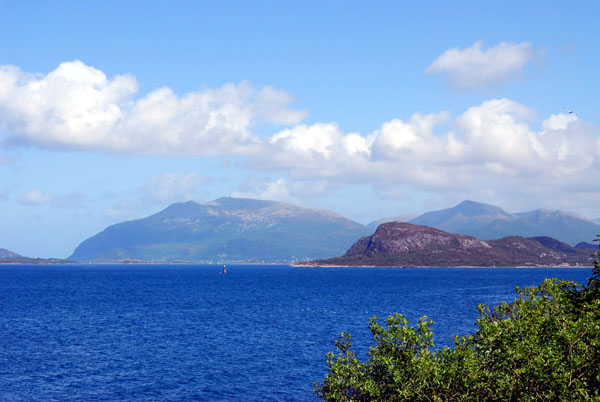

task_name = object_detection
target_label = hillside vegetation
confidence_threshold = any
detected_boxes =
[316,236,600,401]
[69,197,370,262]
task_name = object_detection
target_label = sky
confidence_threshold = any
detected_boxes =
[1,1,599,258]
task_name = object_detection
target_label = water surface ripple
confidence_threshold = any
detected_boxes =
[0,265,591,401]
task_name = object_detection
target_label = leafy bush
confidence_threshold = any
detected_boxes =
[315,236,600,401]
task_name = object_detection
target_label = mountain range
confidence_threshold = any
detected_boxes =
[69,197,371,263]
[66,197,599,264]
[305,222,596,267]
[398,200,600,246]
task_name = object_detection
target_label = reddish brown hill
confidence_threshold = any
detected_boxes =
[305,222,594,267]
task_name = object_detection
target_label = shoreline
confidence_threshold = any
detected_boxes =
[2,262,592,269]
[292,263,593,269]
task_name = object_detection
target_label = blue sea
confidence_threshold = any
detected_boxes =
[0,265,592,401]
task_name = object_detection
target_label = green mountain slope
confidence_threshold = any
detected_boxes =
[69,197,371,262]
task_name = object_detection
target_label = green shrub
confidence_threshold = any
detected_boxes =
[315,236,600,401]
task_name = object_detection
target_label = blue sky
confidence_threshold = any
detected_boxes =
[1,1,599,258]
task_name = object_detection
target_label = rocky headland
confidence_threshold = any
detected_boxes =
[302,222,596,267]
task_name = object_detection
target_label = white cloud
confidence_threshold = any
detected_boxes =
[370,112,451,162]
[234,177,333,206]
[1,61,598,218]
[0,61,136,149]
[234,178,302,204]
[455,98,541,165]
[18,189,54,205]
[253,86,307,125]
[0,61,306,155]
[267,123,350,165]
[541,113,578,132]
[251,98,598,205]
[425,41,535,91]
[17,189,87,208]
[141,173,210,204]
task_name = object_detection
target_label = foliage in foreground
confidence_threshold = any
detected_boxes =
[315,236,600,401]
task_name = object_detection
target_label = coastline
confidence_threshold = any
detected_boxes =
[2,261,592,269]
[292,263,593,269]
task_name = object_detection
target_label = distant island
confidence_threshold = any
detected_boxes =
[68,197,371,263]
[4,198,599,266]
[0,248,74,264]
[68,198,600,264]
[382,200,600,247]
[300,222,596,267]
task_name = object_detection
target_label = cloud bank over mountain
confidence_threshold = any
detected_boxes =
[1,60,599,219]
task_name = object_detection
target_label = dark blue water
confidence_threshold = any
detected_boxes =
[0,265,592,401]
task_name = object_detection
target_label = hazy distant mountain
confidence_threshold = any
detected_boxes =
[409,200,517,238]
[69,197,371,263]
[367,213,418,230]
[407,200,600,246]
[513,209,600,245]
[575,242,597,250]
[0,248,72,264]
[528,236,579,255]
[0,248,22,259]
[306,222,594,267]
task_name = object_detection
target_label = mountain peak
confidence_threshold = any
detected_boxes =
[0,248,22,259]
[207,197,276,209]
[405,200,600,245]
[409,200,515,232]
[457,200,480,206]
[155,200,205,219]
[452,200,510,217]
[69,197,370,262]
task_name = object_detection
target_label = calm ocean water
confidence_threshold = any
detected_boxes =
[0,264,592,401]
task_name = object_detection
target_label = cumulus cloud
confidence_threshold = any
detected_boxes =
[541,113,578,132]
[17,189,87,208]
[454,99,540,166]
[18,189,54,205]
[263,123,367,172]
[2,61,598,216]
[0,61,306,154]
[140,173,210,204]
[370,112,452,162]
[234,178,302,204]
[249,99,599,208]
[425,41,535,91]
[234,176,334,205]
